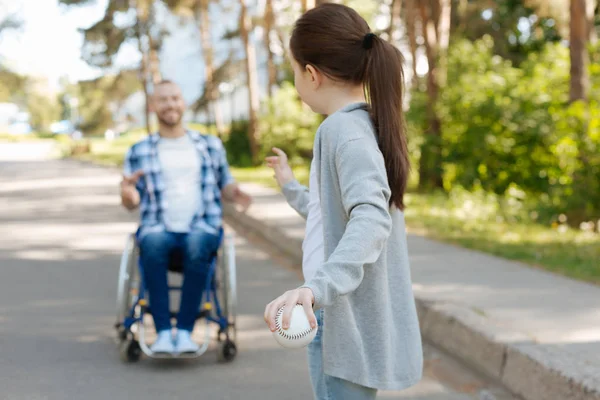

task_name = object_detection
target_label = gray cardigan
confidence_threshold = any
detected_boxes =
[282,102,423,391]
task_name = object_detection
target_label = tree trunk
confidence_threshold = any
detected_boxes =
[587,0,598,44]
[302,0,315,12]
[273,24,289,60]
[457,0,468,31]
[418,1,448,191]
[134,0,152,135]
[196,0,225,136]
[570,0,589,102]
[405,0,419,84]
[148,36,162,84]
[239,0,260,164]
[264,0,277,97]
[569,0,592,223]
[138,48,152,134]
[437,0,451,88]
[386,0,402,43]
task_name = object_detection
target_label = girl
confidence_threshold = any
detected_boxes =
[263,3,423,399]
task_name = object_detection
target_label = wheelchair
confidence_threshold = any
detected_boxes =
[114,228,237,363]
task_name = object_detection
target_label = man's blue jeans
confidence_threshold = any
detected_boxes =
[138,230,221,332]
[307,310,378,400]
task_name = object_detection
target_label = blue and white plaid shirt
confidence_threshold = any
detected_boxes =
[123,130,235,239]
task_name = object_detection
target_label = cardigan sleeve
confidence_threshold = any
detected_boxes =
[281,179,310,220]
[301,136,393,308]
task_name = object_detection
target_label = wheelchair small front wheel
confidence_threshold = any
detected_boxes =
[119,339,142,363]
[217,340,237,363]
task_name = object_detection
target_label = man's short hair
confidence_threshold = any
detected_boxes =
[150,79,180,96]
[155,79,176,87]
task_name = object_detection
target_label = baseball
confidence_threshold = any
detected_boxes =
[272,304,318,349]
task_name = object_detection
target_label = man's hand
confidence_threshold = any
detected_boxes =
[120,170,144,210]
[222,183,252,212]
[265,147,295,189]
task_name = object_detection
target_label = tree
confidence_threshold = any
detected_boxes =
[456,1,562,64]
[69,70,142,134]
[385,0,402,42]
[0,3,25,103]
[264,0,278,97]
[302,0,315,11]
[239,0,260,163]
[0,8,20,38]
[404,0,419,84]
[132,0,164,133]
[570,0,589,101]
[0,68,26,103]
[417,0,451,190]
[60,0,163,134]
[27,93,61,132]
[164,0,227,135]
[588,0,598,44]
[196,0,225,135]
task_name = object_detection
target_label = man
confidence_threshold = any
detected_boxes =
[120,80,251,354]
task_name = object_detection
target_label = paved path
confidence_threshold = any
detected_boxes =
[0,152,514,399]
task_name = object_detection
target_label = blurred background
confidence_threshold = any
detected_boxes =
[0,0,598,283]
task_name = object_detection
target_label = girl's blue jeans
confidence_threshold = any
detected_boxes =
[307,309,378,400]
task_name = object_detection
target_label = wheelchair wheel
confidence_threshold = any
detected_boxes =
[116,234,140,330]
[216,339,237,363]
[217,232,237,342]
[119,338,141,363]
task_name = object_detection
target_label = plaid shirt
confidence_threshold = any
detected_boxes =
[123,130,235,239]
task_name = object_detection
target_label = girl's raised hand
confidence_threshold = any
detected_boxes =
[265,147,295,188]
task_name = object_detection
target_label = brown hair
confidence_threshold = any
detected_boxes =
[290,3,410,210]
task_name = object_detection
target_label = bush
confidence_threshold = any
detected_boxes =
[223,119,254,167]
[409,36,600,225]
[258,82,322,166]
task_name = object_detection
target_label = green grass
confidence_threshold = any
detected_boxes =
[0,132,56,142]
[69,132,146,167]
[402,192,600,284]
[70,139,600,285]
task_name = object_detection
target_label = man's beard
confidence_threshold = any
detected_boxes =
[157,110,183,127]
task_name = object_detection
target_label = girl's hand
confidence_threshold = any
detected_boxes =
[265,147,295,188]
[264,288,316,332]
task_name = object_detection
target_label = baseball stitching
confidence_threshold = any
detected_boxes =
[275,306,313,340]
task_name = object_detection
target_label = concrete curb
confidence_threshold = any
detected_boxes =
[223,203,600,400]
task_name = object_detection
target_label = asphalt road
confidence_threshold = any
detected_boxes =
[0,152,516,400]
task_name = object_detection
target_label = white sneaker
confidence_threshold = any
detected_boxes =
[150,330,175,354]
[174,330,200,353]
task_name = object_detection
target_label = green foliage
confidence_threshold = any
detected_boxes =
[27,93,61,131]
[345,0,378,28]
[223,83,321,168]
[461,0,563,65]
[61,0,132,68]
[0,68,26,103]
[67,70,142,135]
[223,119,254,168]
[409,36,600,225]
[258,82,321,165]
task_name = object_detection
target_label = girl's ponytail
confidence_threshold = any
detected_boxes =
[364,36,410,210]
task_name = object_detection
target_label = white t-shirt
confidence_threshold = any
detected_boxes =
[157,135,200,232]
[302,157,325,282]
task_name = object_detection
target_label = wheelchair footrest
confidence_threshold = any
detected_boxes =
[157,311,209,320]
